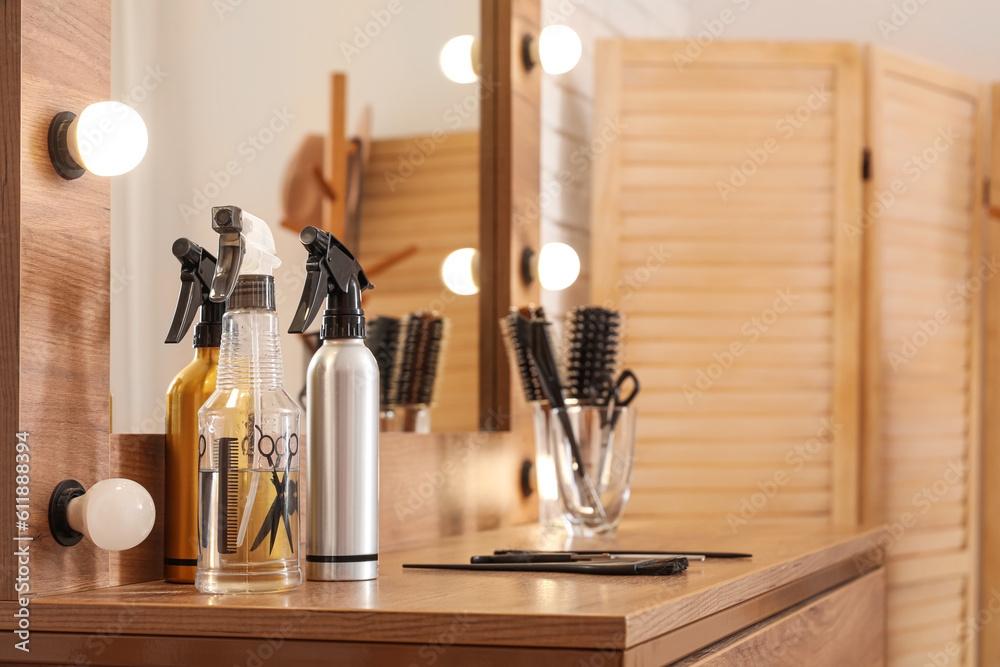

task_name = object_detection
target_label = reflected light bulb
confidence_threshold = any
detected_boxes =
[538,242,580,291]
[442,247,480,295]
[440,35,478,84]
[67,102,148,176]
[538,25,582,75]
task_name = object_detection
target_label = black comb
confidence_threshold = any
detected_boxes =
[216,437,239,555]
[564,307,622,404]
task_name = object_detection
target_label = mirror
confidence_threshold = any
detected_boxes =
[110,1,483,434]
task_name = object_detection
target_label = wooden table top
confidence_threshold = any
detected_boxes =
[4,520,881,651]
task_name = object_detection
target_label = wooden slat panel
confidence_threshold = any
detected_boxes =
[863,46,985,667]
[983,82,1000,667]
[592,41,862,526]
[358,131,480,433]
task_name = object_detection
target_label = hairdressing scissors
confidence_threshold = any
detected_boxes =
[251,429,299,554]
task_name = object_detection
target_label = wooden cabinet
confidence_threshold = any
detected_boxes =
[0,522,885,666]
[677,571,884,667]
[591,41,986,666]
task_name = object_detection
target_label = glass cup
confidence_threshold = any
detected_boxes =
[532,403,563,529]
[549,404,637,536]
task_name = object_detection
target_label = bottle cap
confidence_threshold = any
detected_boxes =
[288,226,373,340]
[209,205,281,310]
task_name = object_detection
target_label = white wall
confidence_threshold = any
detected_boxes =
[539,0,689,320]
[111,0,479,432]
[685,0,1000,80]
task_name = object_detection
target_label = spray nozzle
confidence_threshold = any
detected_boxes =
[209,205,281,303]
[288,226,372,337]
[165,238,225,345]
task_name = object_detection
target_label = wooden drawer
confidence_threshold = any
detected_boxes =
[676,569,885,667]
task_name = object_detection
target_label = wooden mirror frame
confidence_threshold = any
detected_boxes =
[0,0,540,598]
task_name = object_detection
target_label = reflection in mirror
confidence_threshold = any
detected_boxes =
[110,1,481,434]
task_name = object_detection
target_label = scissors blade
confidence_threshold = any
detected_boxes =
[281,502,294,553]
[268,497,283,553]
[252,498,280,551]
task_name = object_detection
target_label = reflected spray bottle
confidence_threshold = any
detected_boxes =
[195,205,302,594]
[164,239,225,584]
[288,226,379,581]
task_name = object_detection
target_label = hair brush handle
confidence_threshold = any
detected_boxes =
[530,320,607,520]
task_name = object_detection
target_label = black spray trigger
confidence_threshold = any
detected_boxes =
[209,205,245,303]
[165,273,201,344]
[165,238,224,345]
[288,226,372,339]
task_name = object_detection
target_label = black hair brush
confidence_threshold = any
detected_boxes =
[500,307,545,404]
[564,307,622,405]
[392,311,447,432]
[529,308,607,520]
[364,316,402,409]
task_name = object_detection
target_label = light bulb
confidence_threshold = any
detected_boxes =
[68,102,148,176]
[51,478,156,550]
[49,101,148,179]
[538,25,582,75]
[440,35,479,84]
[442,247,480,295]
[538,242,580,291]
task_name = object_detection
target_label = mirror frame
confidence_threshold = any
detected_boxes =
[0,0,542,597]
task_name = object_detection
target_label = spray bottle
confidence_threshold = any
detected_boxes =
[164,239,225,584]
[289,226,379,581]
[195,205,302,594]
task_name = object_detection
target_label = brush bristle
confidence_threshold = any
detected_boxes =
[392,312,447,407]
[500,307,545,403]
[365,316,402,406]
[563,307,622,404]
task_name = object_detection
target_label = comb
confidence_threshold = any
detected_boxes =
[216,436,240,555]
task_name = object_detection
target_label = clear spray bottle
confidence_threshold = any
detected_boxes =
[195,205,302,594]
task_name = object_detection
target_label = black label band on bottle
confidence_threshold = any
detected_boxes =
[164,557,198,567]
[306,554,378,563]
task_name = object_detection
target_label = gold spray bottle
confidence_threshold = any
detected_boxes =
[164,239,226,583]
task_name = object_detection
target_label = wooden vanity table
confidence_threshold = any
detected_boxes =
[1,521,884,666]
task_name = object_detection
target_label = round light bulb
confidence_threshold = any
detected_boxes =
[442,247,480,295]
[538,25,582,75]
[440,35,479,84]
[538,242,580,291]
[66,478,156,551]
[67,101,148,176]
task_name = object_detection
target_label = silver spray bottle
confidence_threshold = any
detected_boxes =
[288,226,378,581]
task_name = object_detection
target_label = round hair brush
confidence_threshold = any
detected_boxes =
[563,307,622,405]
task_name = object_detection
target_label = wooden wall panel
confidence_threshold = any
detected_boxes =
[864,47,985,667]
[591,41,863,528]
[983,81,1000,667]
[0,0,112,599]
[358,132,480,433]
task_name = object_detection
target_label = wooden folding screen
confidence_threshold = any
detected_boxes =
[591,41,863,528]
[592,41,986,666]
[984,83,1000,667]
[864,47,985,667]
